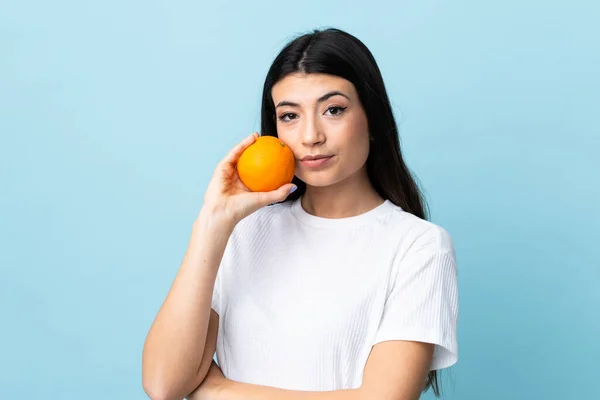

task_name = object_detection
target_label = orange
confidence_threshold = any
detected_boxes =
[236,135,296,192]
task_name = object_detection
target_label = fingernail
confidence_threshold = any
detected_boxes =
[289,185,297,194]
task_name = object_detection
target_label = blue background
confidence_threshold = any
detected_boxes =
[1,1,598,399]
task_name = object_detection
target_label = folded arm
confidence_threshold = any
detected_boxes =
[198,340,434,400]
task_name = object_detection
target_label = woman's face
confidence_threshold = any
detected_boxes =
[271,73,371,189]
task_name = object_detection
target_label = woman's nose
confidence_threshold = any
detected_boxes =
[301,118,325,146]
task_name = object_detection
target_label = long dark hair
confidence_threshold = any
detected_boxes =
[260,28,439,395]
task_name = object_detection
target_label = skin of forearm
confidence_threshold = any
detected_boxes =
[142,211,234,398]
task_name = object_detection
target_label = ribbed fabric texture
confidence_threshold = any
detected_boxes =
[211,197,458,390]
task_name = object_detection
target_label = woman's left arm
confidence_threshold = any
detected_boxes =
[192,340,433,400]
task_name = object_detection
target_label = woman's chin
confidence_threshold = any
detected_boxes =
[298,174,344,189]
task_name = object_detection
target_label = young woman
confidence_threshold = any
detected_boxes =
[142,28,458,400]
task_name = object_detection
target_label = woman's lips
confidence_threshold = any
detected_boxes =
[300,155,334,168]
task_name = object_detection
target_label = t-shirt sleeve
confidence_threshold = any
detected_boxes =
[210,215,251,316]
[373,226,459,371]
[211,230,236,316]
[211,265,223,315]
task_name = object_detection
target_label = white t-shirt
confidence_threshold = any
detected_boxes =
[211,197,458,391]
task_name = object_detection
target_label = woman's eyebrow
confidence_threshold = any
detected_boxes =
[317,90,350,103]
[275,91,351,109]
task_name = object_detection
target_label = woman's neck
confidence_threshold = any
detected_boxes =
[301,170,384,219]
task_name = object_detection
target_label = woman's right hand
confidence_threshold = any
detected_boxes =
[200,132,297,226]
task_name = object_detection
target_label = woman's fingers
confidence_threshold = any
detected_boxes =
[221,132,258,166]
[255,183,298,207]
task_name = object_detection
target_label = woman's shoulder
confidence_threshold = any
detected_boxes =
[232,200,293,233]
[385,206,455,256]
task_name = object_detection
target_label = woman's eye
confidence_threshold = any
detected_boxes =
[278,113,298,122]
[325,106,348,116]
